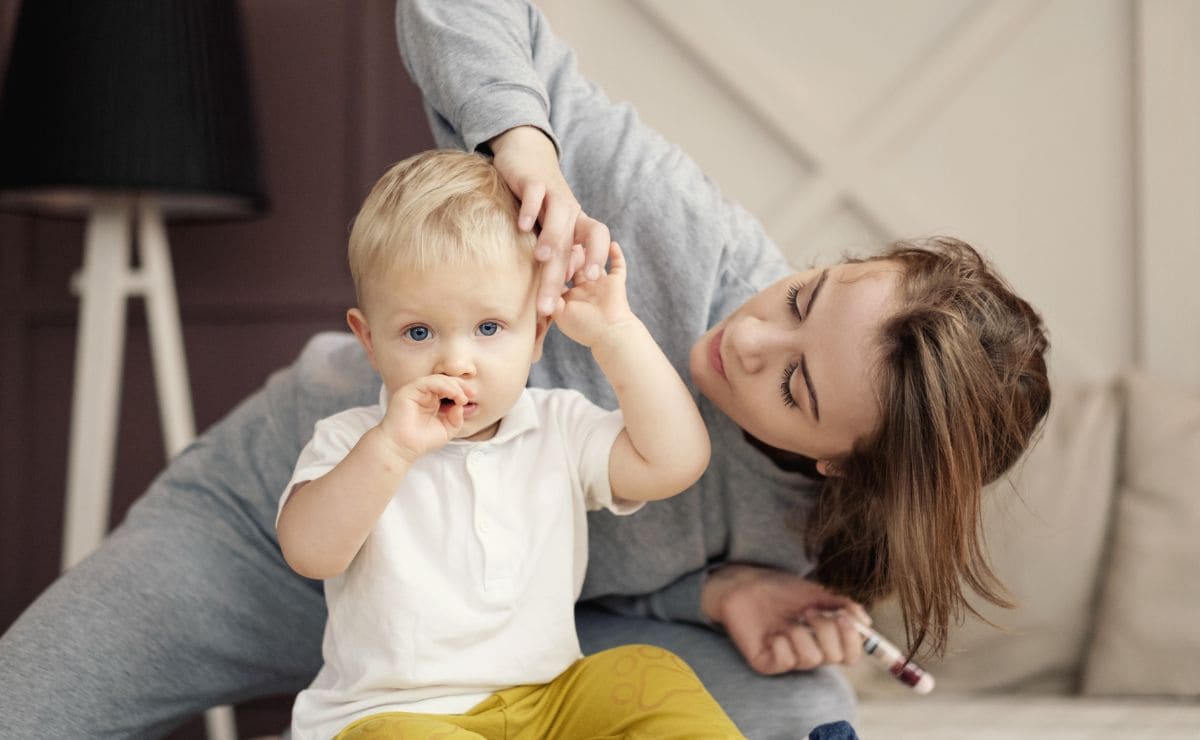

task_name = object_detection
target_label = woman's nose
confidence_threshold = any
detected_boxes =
[727,315,789,375]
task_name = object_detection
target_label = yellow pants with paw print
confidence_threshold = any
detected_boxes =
[335,644,744,739]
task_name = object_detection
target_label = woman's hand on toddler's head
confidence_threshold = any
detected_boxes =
[380,375,473,463]
[488,125,612,317]
[554,242,638,350]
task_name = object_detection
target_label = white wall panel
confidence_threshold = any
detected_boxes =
[540,0,1142,381]
[1137,0,1200,388]
[539,0,811,219]
[884,0,1134,379]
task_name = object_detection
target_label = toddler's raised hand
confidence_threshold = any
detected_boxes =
[555,242,637,349]
[380,374,473,462]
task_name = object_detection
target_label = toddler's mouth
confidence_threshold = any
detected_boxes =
[439,398,480,418]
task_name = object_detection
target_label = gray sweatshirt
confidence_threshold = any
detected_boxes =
[396,0,820,624]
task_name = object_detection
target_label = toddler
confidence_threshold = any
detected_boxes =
[276,150,741,739]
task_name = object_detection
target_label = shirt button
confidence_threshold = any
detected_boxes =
[478,518,491,533]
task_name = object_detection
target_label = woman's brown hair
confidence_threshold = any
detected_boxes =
[806,236,1051,657]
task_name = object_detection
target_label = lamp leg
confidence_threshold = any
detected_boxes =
[137,200,239,740]
[62,201,132,571]
[204,706,238,740]
[137,201,196,455]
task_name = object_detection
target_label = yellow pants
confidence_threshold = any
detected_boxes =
[335,644,744,739]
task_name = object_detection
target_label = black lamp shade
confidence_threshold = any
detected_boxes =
[0,0,266,218]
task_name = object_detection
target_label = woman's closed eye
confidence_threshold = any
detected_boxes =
[785,281,806,321]
[780,282,805,408]
[779,361,799,408]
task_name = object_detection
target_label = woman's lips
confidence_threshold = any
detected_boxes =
[709,328,727,380]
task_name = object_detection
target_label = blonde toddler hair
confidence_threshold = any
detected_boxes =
[348,149,536,306]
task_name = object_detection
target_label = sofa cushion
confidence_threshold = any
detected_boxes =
[1082,371,1200,696]
[848,376,1121,697]
[856,696,1200,738]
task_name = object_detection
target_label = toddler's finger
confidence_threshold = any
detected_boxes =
[567,243,586,283]
[607,241,627,278]
[577,214,611,281]
[441,402,465,431]
[426,375,471,405]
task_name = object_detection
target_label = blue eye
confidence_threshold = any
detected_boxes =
[405,326,430,341]
[478,321,500,336]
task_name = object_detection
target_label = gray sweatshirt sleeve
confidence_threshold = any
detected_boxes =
[395,0,558,154]
[397,0,742,261]
[593,568,717,627]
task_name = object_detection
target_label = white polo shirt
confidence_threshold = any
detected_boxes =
[279,386,635,740]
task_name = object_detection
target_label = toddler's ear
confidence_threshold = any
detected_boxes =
[346,308,379,370]
[531,313,553,362]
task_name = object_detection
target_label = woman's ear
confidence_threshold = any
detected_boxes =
[531,313,553,362]
[346,308,379,370]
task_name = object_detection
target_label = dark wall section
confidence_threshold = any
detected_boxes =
[0,1,434,735]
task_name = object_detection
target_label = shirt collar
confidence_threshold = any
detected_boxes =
[378,385,539,446]
[482,389,538,445]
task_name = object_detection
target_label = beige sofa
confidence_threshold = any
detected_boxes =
[848,371,1200,738]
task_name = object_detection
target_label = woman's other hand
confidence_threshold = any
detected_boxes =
[488,125,612,316]
[702,563,871,675]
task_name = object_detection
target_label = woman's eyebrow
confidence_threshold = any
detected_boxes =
[804,269,829,319]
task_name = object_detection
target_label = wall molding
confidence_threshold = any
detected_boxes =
[631,0,1047,247]
[1136,0,1200,387]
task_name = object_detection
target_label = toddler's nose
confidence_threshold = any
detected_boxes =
[435,339,476,378]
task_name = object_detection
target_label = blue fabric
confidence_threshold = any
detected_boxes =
[809,719,861,740]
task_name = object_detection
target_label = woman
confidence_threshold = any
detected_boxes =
[0,2,1048,738]
[395,0,1050,730]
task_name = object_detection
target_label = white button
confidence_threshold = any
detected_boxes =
[478,518,491,533]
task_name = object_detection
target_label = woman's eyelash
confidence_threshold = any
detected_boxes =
[780,281,806,408]
[785,282,805,319]
[779,361,799,408]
